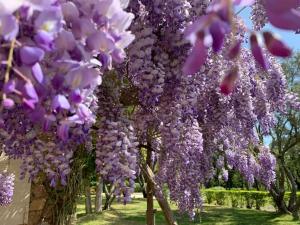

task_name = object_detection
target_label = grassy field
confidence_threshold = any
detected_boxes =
[76,197,300,225]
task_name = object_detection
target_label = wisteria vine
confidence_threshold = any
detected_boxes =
[0,0,299,220]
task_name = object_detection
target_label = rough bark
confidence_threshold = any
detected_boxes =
[141,163,178,225]
[95,177,103,213]
[146,147,155,225]
[85,185,92,214]
[138,174,148,198]
[103,183,115,210]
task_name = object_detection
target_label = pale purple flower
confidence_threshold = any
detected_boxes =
[66,67,101,90]
[52,95,71,110]
[2,98,15,109]
[31,63,44,83]
[20,46,45,66]
[34,7,63,35]
[0,15,19,40]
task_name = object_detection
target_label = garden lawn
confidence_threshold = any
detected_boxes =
[76,198,300,225]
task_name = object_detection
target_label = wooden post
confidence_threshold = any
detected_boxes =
[85,185,92,214]
[146,147,155,225]
[141,163,178,225]
[95,177,103,213]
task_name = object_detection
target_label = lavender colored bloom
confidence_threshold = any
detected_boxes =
[2,98,15,109]
[34,31,55,51]
[20,46,45,66]
[52,94,70,110]
[0,0,23,15]
[54,30,76,51]
[31,63,44,83]
[34,7,63,35]
[183,38,208,75]
[86,31,116,53]
[58,123,70,141]
[0,15,19,40]
[61,2,79,22]
[66,67,101,90]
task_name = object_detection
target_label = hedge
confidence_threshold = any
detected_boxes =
[203,189,300,210]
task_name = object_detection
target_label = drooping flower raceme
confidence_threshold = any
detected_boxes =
[0,0,135,186]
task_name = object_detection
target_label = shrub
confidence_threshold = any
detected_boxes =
[203,189,270,210]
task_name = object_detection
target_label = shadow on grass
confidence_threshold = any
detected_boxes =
[77,199,298,225]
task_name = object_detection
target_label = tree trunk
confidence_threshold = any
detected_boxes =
[103,183,115,210]
[146,147,155,225]
[85,185,92,214]
[283,164,300,220]
[141,163,178,225]
[138,174,147,198]
[95,177,103,213]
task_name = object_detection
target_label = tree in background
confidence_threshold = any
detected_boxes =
[262,53,300,219]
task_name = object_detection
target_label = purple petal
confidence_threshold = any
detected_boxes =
[61,2,79,22]
[55,30,76,51]
[209,20,228,52]
[34,7,63,34]
[72,18,96,39]
[76,104,92,121]
[250,34,268,70]
[184,16,209,43]
[220,67,239,95]
[34,30,55,51]
[0,1,23,15]
[109,10,134,32]
[52,95,71,110]
[58,123,70,141]
[23,82,39,102]
[112,48,126,64]
[267,9,300,30]
[43,114,56,131]
[98,53,113,69]
[20,46,45,66]
[2,98,15,109]
[31,63,44,83]
[183,39,208,75]
[86,31,115,53]
[3,80,16,93]
[0,15,19,41]
[51,74,65,90]
[66,67,100,89]
[265,0,300,13]
[70,89,82,104]
[227,41,241,59]
[263,32,292,57]
[234,0,255,6]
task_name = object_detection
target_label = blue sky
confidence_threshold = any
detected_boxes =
[237,6,300,51]
[236,6,299,146]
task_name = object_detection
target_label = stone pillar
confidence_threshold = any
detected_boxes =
[0,154,31,225]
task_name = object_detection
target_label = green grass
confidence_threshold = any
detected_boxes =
[76,197,300,225]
